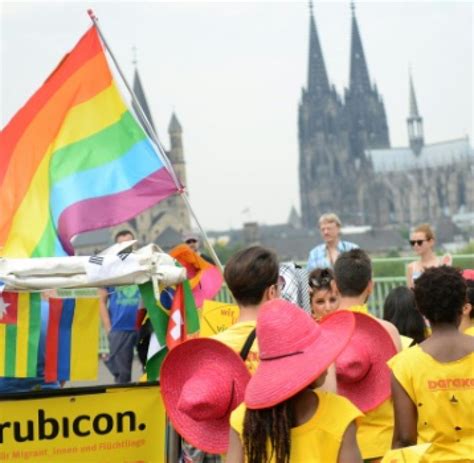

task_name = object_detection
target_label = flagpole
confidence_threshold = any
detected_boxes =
[87,10,224,273]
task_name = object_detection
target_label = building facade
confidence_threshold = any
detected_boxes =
[298,4,474,229]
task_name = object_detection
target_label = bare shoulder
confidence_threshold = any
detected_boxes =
[377,318,402,352]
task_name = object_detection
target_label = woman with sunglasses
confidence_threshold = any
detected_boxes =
[308,268,340,322]
[406,224,451,288]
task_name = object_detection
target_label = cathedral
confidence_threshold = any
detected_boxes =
[298,4,474,229]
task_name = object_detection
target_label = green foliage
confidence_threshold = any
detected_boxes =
[211,241,245,265]
[373,260,406,278]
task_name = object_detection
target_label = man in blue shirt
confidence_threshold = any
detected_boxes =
[99,230,141,384]
[307,213,358,271]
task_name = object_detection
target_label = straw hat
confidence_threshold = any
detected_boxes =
[160,338,250,454]
[335,312,397,412]
[245,299,355,409]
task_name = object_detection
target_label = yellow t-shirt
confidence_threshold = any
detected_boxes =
[230,391,362,462]
[356,398,394,459]
[211,321,258,374]
[347,304,369,314]
[464,325,474,337]
[389,345,474,461]
[400,334,414,350]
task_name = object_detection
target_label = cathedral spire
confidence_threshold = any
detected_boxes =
[307,1,330,95]
[349,2,371,94]
[407,70,424,154]
[132,53,156,138]
[409,70,420,117]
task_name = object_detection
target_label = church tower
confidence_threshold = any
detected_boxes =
[298,2,354,228]
[407,72,424,155]
[344,3,390,163]
[124,62,191,245]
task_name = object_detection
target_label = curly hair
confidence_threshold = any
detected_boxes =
[414,266,466,325]
[243,401,292,463]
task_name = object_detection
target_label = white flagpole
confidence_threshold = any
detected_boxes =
[87,10,224,272]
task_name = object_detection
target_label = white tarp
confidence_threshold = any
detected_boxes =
[0,243,186,293]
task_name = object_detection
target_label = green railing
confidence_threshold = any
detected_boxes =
[98,276,407,353]
[98,253,473,353]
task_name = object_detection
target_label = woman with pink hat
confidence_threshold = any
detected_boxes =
[227,299,363,463]
[160,338,251,456]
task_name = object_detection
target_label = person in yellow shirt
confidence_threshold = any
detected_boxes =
[327,249,401,462]
[182,245,281,461]
[212,245,281,373]
[227,299,362,463]
[459,269,474,336]
[390,266,474,462]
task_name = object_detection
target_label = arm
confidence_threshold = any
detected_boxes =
[378,319,402,353]
[226,428,244,463]
[406,262,414,289]
[99,288,111,334]
[391,373,418,448]
[338,421,362,463]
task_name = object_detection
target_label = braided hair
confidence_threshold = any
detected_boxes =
[243,401,292,463]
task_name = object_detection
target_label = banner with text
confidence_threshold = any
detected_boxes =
[0,383,165,462]
[200,300,240,337]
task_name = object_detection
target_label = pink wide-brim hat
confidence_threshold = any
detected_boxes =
[245,299,355,409]
[160,338,250,454]
[336,312,397,412]
[462,269,474,281]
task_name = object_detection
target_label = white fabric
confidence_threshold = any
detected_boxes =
[0,244,186,294]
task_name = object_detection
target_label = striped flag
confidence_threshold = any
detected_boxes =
[140,280,200,380]
[139,282,170,381]
[167,281,200,350]
[0,292,41,378]
[44,297,99,382]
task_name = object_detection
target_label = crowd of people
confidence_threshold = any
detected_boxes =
[159,214,473,463]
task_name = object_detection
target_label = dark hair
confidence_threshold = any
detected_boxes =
[114,229,134,242]
[243,402,292,463]
[414,266,467,325]
[308,268,334,293]
[334,249,371,297]
[383,286,426,344]
[466,280,474,319]
[224,246,279,306]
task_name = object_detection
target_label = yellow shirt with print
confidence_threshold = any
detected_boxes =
[211,321,258,374]
[230,390,362,462]
[389,345,474,462]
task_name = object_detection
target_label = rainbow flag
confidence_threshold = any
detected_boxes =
[44,297,99,382]
[0,292,42,377]
[0,26,178,258]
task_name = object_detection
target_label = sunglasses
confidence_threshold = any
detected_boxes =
[409,239,427,247]
[185,239,197,244]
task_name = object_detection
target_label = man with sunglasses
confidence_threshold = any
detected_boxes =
[183,232,214,264]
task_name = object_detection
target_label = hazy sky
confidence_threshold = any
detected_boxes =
[1,1,472,232]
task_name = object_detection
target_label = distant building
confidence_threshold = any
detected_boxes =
[298,3,474,229]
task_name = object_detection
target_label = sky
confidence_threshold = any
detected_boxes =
[1,1,472,232]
